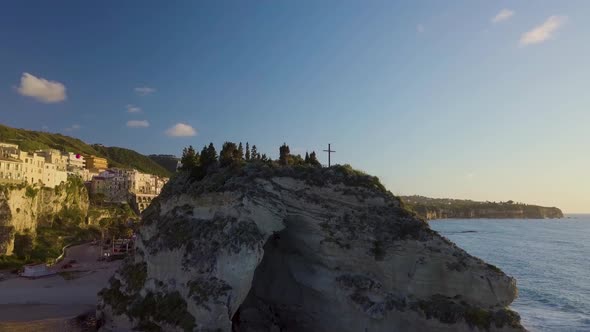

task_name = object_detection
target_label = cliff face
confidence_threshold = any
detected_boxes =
[401,196,564,221]
[413,206,563,221]
[0,179,89,255]
[98,165,525,332]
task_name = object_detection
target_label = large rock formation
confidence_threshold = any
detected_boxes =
[97,164,525,332]
[0,179,90,255]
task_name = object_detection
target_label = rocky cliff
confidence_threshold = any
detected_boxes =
[0,178,89,255]
[98,164,525,332]
[401,196,563,221]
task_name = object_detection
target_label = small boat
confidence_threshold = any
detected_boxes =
[19,263,57,279]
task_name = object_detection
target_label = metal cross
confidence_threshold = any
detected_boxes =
[323,143,335,167]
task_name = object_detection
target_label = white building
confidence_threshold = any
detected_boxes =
[89,168,168,209]
[37,149,68,171]
[0,143,68,188]
[65,152,85,170]
[0,156,24,184]
[42,162,67,188]
[19,151,46,185]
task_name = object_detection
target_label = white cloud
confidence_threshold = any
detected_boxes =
[165,123,197,137]
[64,124,80,132]
[520,16,568,46]
[134,87,156,96]
[17,72,66,103]
[126,104,142,113]
[127,120,150,128]
[491,9,514,23]
[417,24,425,33]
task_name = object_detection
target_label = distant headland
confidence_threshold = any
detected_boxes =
[401,195,564,221]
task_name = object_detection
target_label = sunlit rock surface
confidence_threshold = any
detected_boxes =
[0,179,89,255]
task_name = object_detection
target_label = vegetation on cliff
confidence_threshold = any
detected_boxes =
[401,195,564,220]
[92,145,170,177]
[148,154,180,174]
[99,142,524,331]
[0,123,171,177]
[177,141,376,188]
[0,177,137,269]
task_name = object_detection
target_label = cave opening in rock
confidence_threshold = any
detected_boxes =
[232,216,320,332]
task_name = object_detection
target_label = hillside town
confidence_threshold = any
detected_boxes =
[0,142,168,212]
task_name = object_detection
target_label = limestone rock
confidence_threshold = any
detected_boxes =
[0,179,89,255]
[97,164,525,332]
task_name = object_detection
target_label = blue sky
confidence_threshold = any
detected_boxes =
[1,1,589,212]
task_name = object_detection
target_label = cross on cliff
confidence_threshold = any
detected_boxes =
[323,144,335,167]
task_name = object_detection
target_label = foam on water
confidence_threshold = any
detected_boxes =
[430,215,590,332]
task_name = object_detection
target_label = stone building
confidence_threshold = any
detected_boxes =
[86,155,108,173]
[0,156,24,184]
[19,151,47,185]
[0,142,70,188]
[88,168,168,212]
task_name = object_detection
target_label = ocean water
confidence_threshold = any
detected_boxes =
[430,215,590,332]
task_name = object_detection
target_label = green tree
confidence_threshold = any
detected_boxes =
[279,143,290,165]
[200,143,217,170]
[220,142,239,167]
[14,231,33,259]
[291,154,305,165]
[237,142,244,160]
[308,151,321,167]
[180,145,198,171]
[304,152,310,163]
[251,145,259,160]
[245,142,251,161]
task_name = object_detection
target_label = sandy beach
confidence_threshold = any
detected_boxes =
[0,243,120,331]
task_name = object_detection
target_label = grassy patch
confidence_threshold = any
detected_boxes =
[120,262,147,293]
[486,263,502,273]
[25,187,38,198]
[30,225,101,264]
[128,291,196,332]
[99,278,133,315]
[0,255,27,270]
[465,307,492,329]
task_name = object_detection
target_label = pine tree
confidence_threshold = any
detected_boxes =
[237,142,244,160]
[207,143,217,163]
[180,145,198,170]
[200,145,208,163]
[251,145,258,160]
[245,142,251,161]
[279,143,290,165]
[309,151,320,167]
[305,152,310,163]
[200,143,218,170]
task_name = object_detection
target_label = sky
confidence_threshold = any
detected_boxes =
[0,1,588,213]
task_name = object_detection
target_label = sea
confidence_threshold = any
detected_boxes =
[430,214,590,332]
